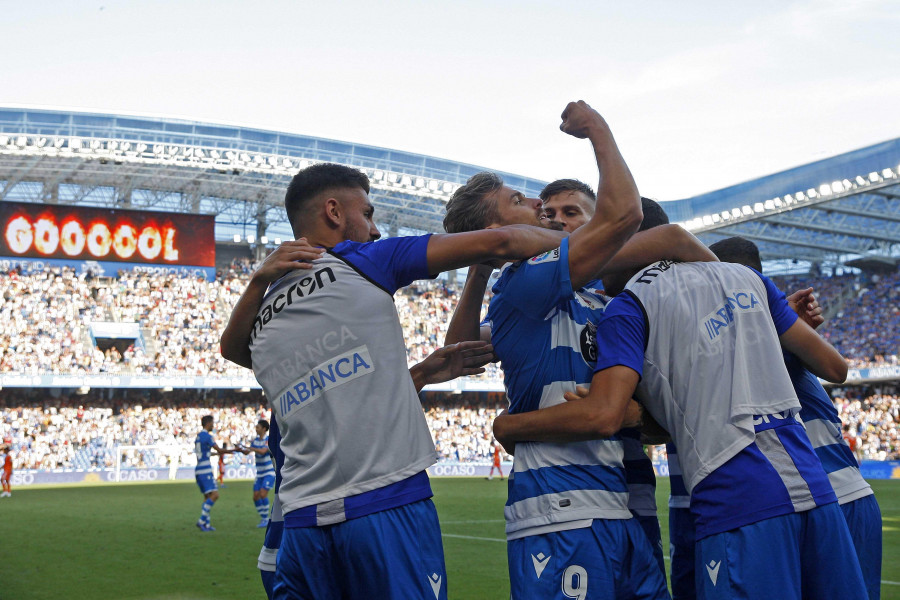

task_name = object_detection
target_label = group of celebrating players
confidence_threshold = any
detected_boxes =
[198,100,880,599]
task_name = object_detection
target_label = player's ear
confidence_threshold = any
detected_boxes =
[484,223,501,230]
[323,197,342,228]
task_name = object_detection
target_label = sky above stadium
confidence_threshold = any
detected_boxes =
[4,0,899,201]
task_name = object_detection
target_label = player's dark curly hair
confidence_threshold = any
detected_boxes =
[284,163,370,235]
[201,415,214,428]
[539,179,596,203]
[443,172,503,233]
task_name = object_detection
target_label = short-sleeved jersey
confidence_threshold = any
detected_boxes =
[250,235,438,524]
[785,353,873,505]
[484,238,631,540]
[251,435,275,478]
[194,430,214,476]
[596,261,837,539]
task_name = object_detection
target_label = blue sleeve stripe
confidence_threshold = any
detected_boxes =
[328,249,394,297]
[507,463,627,504]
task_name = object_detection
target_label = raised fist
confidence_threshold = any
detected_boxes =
[559,100,608,139]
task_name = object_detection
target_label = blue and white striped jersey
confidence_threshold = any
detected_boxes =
[252,435,275,478]
[596,261,837,539]
[484,238,631,540]
[194,430,214,476]
[785,353,873,504]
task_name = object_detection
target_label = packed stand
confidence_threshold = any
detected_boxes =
[0,263,897,381]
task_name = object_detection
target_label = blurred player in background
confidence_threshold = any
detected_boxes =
[487,441,504,480]
[217,442,228,487]
[239,419,276,528]
[1,444,12,497]
[194,415,235,532]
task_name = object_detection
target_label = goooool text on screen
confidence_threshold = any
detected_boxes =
[0,202,214,269]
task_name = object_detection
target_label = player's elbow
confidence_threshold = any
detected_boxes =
[822,359,848,384]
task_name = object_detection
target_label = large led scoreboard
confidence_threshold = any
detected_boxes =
[0,202,215,279]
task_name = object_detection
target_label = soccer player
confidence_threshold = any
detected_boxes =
[220,157,567,600]
[709,236,883,600]
[194,415,235,532]
[487,442,504,480]
[442,101,713,599]
[493,237,869,598]
[0,444,12,498]
[239,419,276,528]
[257,340,495,600]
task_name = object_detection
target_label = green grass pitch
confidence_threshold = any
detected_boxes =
[0,478,897,599]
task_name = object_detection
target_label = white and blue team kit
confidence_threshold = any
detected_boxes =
[484,238,668,599]
[250,234,447,600]
[194,430,217,495]
[595,260,867,599]
[251,435,276,492]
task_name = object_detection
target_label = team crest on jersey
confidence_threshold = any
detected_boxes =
[579,321,598,365]
[528,248,560,265]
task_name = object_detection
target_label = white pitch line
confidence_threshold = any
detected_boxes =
[441,519,505,524]
[442,533,507,543]
[883,580,900,586]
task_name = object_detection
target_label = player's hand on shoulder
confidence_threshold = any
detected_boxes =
[559,100,609,139]
[252,238,325,284]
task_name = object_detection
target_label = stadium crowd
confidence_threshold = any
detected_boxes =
[0,261,897,472]
[0,384,896,471]
[0,262,897,379]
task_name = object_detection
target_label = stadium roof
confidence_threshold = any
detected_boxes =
[1,107,898,273]
[665,138,900,274]
[0,107,548,243]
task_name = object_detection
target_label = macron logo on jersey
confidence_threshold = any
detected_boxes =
[701,289,763,342]
[276,345,374,417]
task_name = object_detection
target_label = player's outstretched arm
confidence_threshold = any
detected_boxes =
[220,239,324,368]
[444,264,494,345]
[603,225,717,275]
[561,101,643,290]
[409,341,495,392]
[425,225,565,275]
[779,319,848,383]
[493,366,640,450]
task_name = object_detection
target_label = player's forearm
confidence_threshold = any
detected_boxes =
[493,396,626,446]
[601,225,716,276]
[779,320,848,383]
[220,276,269,368]
[445,266,492,345]
[588,124,642,241]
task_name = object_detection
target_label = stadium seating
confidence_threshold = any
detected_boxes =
[0,262,897,470]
